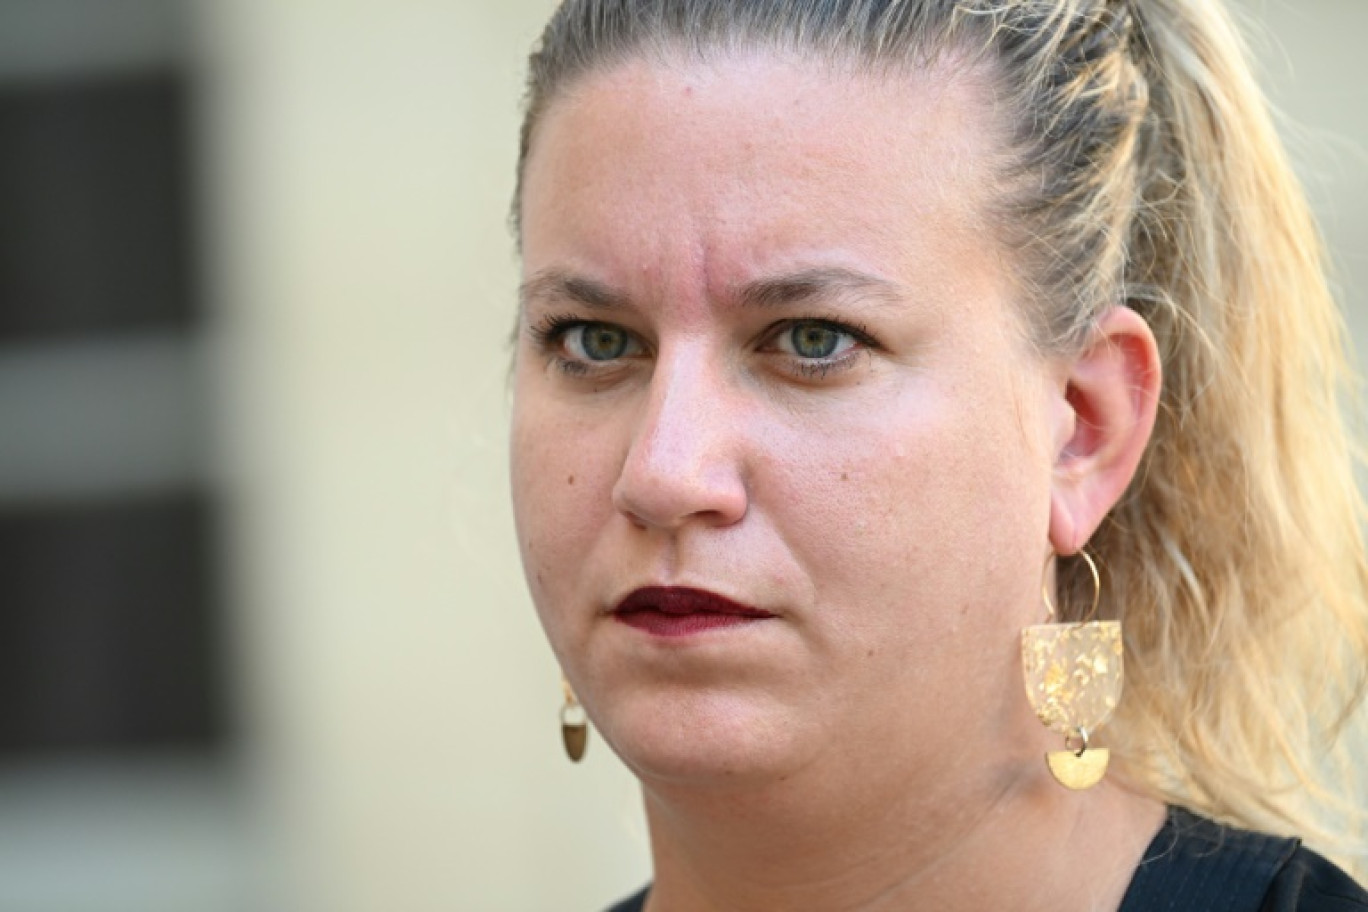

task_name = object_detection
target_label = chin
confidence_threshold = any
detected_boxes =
[597,689,810,788]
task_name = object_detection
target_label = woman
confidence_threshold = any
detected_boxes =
[508,0,1368,909]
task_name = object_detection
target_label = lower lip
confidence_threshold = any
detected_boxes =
[614,610,771,637]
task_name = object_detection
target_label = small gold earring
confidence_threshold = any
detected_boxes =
[1021,550,1123,790]
[560,677,588,763]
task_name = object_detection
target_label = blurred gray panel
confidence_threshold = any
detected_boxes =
[0,757,257,912]
[0,71,196,338]
[0,0,184,82]
[0,332,204,503]
[0,492,224,754]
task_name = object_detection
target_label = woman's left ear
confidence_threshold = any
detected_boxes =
[1048,306,1161,554]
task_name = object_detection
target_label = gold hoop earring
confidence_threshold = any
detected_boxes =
[560,677,588,763]
[1020,550,1123,790]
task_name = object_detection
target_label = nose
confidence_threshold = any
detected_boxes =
[611,349,750,531]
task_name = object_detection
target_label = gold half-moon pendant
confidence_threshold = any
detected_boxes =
[1046,747,1109,790]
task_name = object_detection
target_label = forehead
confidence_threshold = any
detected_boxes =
[518,51,1007,306]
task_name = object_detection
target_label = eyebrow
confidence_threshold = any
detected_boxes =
[518,265,903,313]
[737,267,904,311]
[519,271,628,312]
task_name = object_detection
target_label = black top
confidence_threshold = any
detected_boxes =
[605,807,1367,911]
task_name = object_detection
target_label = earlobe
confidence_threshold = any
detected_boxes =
[1048,307,1161,555]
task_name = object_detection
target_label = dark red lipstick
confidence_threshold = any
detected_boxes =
[613,586,775,637]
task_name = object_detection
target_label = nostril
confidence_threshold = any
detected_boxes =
[612,457,749,532]
[624,511,650,531]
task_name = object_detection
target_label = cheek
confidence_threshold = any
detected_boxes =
[764,377,1050,626]
[758,397,1050,744]
[509,394,621,627]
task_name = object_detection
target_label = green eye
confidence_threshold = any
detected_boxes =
[572,324,632,361]
[787,323,842,358]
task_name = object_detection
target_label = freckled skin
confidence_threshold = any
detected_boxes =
[511,54,1068,797]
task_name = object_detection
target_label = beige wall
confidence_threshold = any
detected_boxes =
[198,2,1368,910]
[199,1,647,909]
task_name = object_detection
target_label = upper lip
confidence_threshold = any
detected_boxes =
[613,586,775,618]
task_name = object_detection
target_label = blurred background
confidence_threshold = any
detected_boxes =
[0,0,1362,910]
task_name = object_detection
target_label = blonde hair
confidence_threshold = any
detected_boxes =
[516,0,1368,866]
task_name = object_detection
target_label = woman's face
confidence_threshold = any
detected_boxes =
[511,53,1072,791]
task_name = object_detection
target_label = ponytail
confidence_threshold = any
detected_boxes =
[1086,0,1368,860]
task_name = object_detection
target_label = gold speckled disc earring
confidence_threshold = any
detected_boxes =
[1021,550,1123,790]
[560,677,588,763]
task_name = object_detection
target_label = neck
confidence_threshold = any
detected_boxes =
[640,759,1165,912]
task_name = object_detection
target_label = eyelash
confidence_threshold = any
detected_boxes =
[527,313,879,379]
[526,313,593,352]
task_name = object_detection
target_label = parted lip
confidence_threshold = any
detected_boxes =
[613,586,775,618]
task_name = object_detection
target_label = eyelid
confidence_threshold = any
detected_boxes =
[566,323,643,360]
[528,314,649,366]
[526,313,587,348]
[761,317,881,355]
[528,312,880,375]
